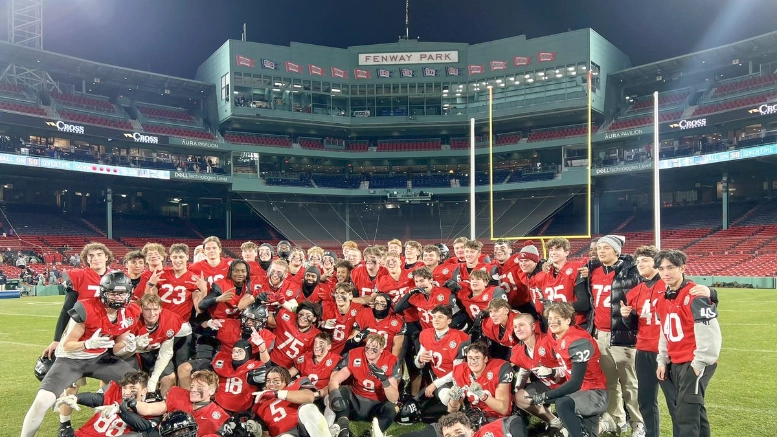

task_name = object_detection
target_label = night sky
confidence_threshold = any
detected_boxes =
[8,0,777,79]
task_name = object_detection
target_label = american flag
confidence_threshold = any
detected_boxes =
[445,66,463,76]
[354,69,372,79]
[261,58,278,70]
[400,68,416,78]
[422,67,438,77]
[377,68,393,78]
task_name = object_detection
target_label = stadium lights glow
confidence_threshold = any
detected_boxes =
[524,74,531,78]
[332,88,341,92]
[556,73,563,78]
[499,83,505,87]
[496,79,503,83]
[537,71,544,76]
[274,82,283,86]
[455,93,461,96]
[555,69,560,73]
[272,88,281,92]
[293,84,302,88]
[508,77,515,81]
[527,78,534,83]
[567,66,575,71]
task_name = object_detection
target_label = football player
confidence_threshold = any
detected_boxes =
[320,282,363,355]
[268,301,321,368]
[253,367,330,437]
[328,333,401,434]
[212,339,264,414]
[353,293,406,357]
[417,305,470,405]
[527,302,609,437]
[445,341,513,421]
[189,236,232,286]
[21,272,140,437]
[290,332,341,403]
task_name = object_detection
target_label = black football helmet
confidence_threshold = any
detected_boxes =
[396,395,422,425]
[99,272,133,309]
[160,410,198,437]
[34,355,55,382]
[466,407,488,429]
[241,302,269,336]
[436,243,450,260]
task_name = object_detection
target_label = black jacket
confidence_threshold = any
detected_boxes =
[592,255,642,347]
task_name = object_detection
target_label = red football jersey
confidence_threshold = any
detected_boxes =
[407,287,456,330]
[432,264,454,285]
[626,279,664,353]
[293,350,341,390]
[75,383,134,437]
[212,351,263,413]
[340,347,401,401]
[321,301,363,355]
[208,278,251,320]
[418,328,469,378]
[551,326,606,391]
[250,277,298,308]
[374,272,412,305]
[457,286,507,320]
[286,266,306,285]
[67,300,140,356]
[130,308,184,352]
[252,379,307,436]
[510,332,566,389]
[215,319,276,356]
[451,358,514,419]
[165,386,229,436]
[354,307,406,352]
[246,261,266,284]
[189,258,232,285]
[536,261,587,326]
[350,265,387,297]
[495,255,532,307]
[156,269,200,322]
[67,268,105,301]
[269,308,320,368]
[656,280,717,364]
[481,311,520,348]
[589,266,616,331]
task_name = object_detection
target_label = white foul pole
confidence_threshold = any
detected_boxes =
[653,91,661,249]
[470,117,476,240]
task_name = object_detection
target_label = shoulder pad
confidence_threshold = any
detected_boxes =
[498,362,515,383]
[61,271,74,290]
[336,352,350,370]
[691,297,718,322]
[568,338,595,363]
[68,301,87,323]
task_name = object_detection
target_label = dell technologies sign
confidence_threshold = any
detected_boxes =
[669,118,707,130]
[124,132,159,144]
[46,120,85,135]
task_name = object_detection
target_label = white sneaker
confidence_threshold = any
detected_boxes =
[598,413,618,435]
[371,417,384,437]
[631,423,645,437]
[329,423,341,437]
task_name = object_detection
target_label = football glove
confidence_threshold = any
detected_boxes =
[444,279,462,293]
[448,382,464,402]
[53,394,80,412]
[527,392,547,406]
[84,329,115,350]
[368,363,390,387]
[330,389,348,412]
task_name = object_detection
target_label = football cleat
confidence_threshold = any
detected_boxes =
[335,417,351,437]
[58,423,75,437]
[631,422,646,437]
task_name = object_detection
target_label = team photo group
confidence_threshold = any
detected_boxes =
[20,234,721,437]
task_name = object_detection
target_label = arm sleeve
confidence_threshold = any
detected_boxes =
[197,284,222,312]
[392,291,414,314]
[656,317,670,367]
[54,289,79,341]
[75,392,105,408]
[571,279,591,313]
[691,297,722,371]
[432,371,454,387]
[149,339,175,387]
[118,404,158,432]
[543,359,587,401]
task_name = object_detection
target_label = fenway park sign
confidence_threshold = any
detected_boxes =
[359,51,458,65]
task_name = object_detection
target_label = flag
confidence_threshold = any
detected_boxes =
[235,55,255,68]
[331,67,348,78]
[261,58,278,70]
[399,68,416,78]
[468,65,485,75]
[538,52,556,62]
[309,64,325,76]
[513,56,532,66]
[490,60,507,71]
[285,61,301,73]
[377,68,394,78]
[445,66,463,76]
[354,69,372,79]
[422,67,438,77]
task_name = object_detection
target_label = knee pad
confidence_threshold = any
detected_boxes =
[438,387,451,406]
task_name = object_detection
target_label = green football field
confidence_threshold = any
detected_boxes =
[0,289,774,437]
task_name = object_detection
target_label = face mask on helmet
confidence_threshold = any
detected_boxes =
[241,304,269,336]
[160,411,198,437]
[396,396,422,425]
[34,355,55,382]
[99,272,133,309]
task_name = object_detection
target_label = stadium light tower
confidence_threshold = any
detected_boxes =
[1,0,59,92]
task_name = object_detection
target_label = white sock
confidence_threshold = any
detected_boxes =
[21,390,57,437]
[59,414,71,424]
[323,394,336,426]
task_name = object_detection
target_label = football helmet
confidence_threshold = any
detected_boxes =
[395,395,422,425]
[466,407,488,430]
[241,302,269,336]
[160,410,198,437]
[99,272,133,309]
[34,355,55,382]
[436,243,450,260]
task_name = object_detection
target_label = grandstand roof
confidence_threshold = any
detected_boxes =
[0,41,214,97]
[610,31,777,84]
